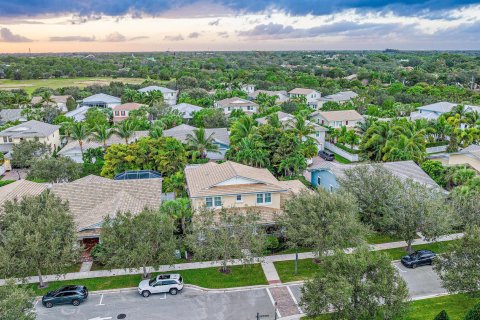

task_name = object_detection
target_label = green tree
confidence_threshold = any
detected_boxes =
[160,198,192,235]
[0,191,78,287]
[186,207,266,273]
[90,124,114,148]
[0,280,35,320]
[114,119,138,144]
[434,310,450,320]
[230,115,258,146]
[186,127,219,159]
[191,108,228,128]
[292,113,315,141]
[464,303,480,320]
[97,209,177,278]
[11,140,50,168]
[301,248,409,320]
[28,156,83,183]
[67,122,90,157]
[421,160,446,186]
[162,171,186,197]
[84,108,110,129]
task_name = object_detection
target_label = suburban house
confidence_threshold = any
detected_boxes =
[214,97,259,115]
[241,84,255,95]
[184,161,306,223]
[256,111,327,150]
[311,110,364,129]
[0,180,49,209]
[112,103,144,123]
[81,93,121,109]
[0,109,27,124]
[307,159,438,191]
[429,144,480,173]
[163,124,230,160]
[0,120,60,152]
[288,88,321,108]
[248,90,289,103]
[50,175,164,241]
[410,101,480,121]
[318,90,358,108]
[65,106,90,122]
[31,95,74,112]
[172,103,203,120]
[138,86,178,106]
[58,131,149,163]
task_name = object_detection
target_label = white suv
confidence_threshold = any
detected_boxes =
[138,274,184,297]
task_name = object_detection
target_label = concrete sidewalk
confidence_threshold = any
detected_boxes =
[0,233,463,286]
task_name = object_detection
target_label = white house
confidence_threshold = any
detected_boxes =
[138,86,178,106]
[256,111,327,150]
[172,103,203,120]
[410,102,480,121]
[81,93,121,109]
[31,95,73,112]
[241,84,255,95]
[248,90,289,103]
[214,97,259,115]
[318,90,358,108]
[0,120,61,152]
[288,88,321,108]
[311,110,364,129]
[0,109,27,124]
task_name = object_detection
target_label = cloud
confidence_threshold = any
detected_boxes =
[130,36,149,41]
[188,32,200,38]
[164,34,184,41]
[49,35,96,42]
[217,31,229,38]
[69,14,102,24]
[0,27,32,42]
[0,1,478,18]
[208,18,221,26]
[104,32,126,42]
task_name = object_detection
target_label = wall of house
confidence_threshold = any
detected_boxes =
[447,154,480,172]
[0,130,61,152]
[223,105,257,115]
[191,192,282,211]
[163,92,178,106]
[310,170,339,190]
[309,131,326,150]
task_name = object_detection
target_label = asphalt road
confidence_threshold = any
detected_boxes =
[35,263,446,320]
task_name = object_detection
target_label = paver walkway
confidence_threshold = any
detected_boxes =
[268,286,302,318]
[79,261,93,272]
[261,262,281,284]
[0,233,463,286]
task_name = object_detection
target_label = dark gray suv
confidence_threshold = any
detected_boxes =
[401,250,436,268]
[42,285,88,308]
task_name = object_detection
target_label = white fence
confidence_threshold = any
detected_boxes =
[325,142,360,162]
[426,145,448,154]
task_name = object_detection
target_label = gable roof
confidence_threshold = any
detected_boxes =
[256,111,327,131]
[321,90,358,102]
[172,103,202,119]
[83,93,121,104]
[31,95,71,105]
[417,102,458,114]
[312,110,363,122]
[185,161,288,198]
[65,106,90,122]
[215,97,258,108]
[289,88,318,95]
[0,120,59,138]
[163,124,230,146]
[0,109,26,123]
[50,176,163,231]
[0,180,48,211]
[113,103,144,112]
[248,90,289,101]
[138,86,177,94]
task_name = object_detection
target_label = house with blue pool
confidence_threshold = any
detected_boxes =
[307,159,439,191]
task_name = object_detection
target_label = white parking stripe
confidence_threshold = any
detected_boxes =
[96,294,105,306]
[160,293,167,300]
[286,286,303,314]
[394,264,407,273]
[265,288,282,319]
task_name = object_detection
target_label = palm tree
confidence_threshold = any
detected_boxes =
[68,122,90,157]
[360,121,391,161]
[344,129,360,149]
[149,126,163,139]
[234,137,269,168]
[160,198,192,235]
[355,117,374,135]
[40,91,55,107]
[90,124,114,149]
[122,88,140,103]
[279,153,306,177]
[115,120,138,144]
[292,114,315,141]
[382,121,427,163]
[186,128,219,159]
[230,116,258,146]
[142,90,164,107]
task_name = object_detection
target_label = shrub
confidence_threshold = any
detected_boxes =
[265,235,280,253]
[90,243,105,263]
[434,310,450,320]
[465,303,480,320]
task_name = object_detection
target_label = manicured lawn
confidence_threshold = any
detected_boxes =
[366,232,405,244]
[275,240,458,283]
[25,264,267,295]
[312,294,480,320]
[334,153,351,164]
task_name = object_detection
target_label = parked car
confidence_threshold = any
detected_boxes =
[138,274,184,297]
[42,285,88,308]
[318,150,335,161]
[401,250,436,268]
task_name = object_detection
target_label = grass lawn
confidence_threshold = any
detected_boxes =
[275,240,458,283]
[312,293,480,320]
[0,77,146,94]
[366,232,405,244]
[25,264,267,295]
[334,153,351,164]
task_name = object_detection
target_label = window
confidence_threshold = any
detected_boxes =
[121,111,126,116]
[236,194,242,202]
[329,185,334,192]
[2,137,6,143]
[247,106,253,111]
[214,196,222,207]
[257,193,264,204]
[315,131,320,137]
[114,111,119,116]
[345,120,349,125]
[321,120,325,125]
[265,193,272,203]
[205,197,213,207]
[256,193,272,204]
[317,177,321,185]
[228,107,231,111]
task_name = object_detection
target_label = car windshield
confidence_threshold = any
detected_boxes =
[179,276,183,283]
[149,279,156,286]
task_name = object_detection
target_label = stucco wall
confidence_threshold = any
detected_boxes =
[191,192,282,211]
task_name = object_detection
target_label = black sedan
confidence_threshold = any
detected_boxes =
[42,285,88,308]
[401,250,436,269]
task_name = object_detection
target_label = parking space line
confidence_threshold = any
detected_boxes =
[160,293,167,300]
[286,286,303,314]
[266,288,282,319]
[96,294,105,306]
[394,264,407,273]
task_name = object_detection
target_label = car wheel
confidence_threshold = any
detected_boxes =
[169,288,178,295]
[142,290,151,298]
[72,299,80,306]
[45,302,53,308]
[412,263,417,269]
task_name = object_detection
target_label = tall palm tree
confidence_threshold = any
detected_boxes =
[40,91,55,107]
[382,121,426,162]
[115,120,138,144]
[68,122,90,157]
[186,127,219,159]
[292,114,315,141]
[230,116,258,146]
[142,90,164,107]
[234,137,269,168]
[360,121,391,161]
[160,198,192,235]
[90,124,114,149]
[149,126,163,139]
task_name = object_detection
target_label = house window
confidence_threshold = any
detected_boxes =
[345,120,349,125]
[317,177,321,185]
[257,193,272,204]
[214,196,222,207]
[329,185,334,192]
[236,194,242,202]
[205,197,213,208]
[2,137,6,143]
[265,193,272,203]
[8,137,13,142]
[321,120,325,125]
[121,111,126,116]
[256,193,264,204]
[315,131,320,137]
[247,106,253,111]
[228,107,231,111]
[115,111,119,116]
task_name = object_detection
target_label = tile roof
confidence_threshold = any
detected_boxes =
[172,103,203,119]
[313,110,363,122]
[83,93,121,104]
[163,124,230,146]
[417,102,458,113]
[288,88,318,95]
[31,95,71,105]
[248,90,289,101]
[185,161,296,198]
[65,106,90,122]
[460,144,480,153]
[51,176,163,231]
[0,180,48,211]
[215,97,258,108]
[256,111,327,131]
[0,120,59,138]
[138,86,177,94]
[0,109,26,123]
[113,103,144,111]
[321,90,358,102]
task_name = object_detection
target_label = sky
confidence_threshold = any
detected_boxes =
[0,0,479,53]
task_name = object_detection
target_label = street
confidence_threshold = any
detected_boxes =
[35,262,446,320]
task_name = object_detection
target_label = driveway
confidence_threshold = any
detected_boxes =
[394,261,446,299]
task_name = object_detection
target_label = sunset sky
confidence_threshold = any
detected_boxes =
[0,1,479,53]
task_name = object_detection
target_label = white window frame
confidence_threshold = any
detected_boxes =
[236,194,243,202]
[256,193,272,205]
[214,196,222,207]
[205,197,213,208]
